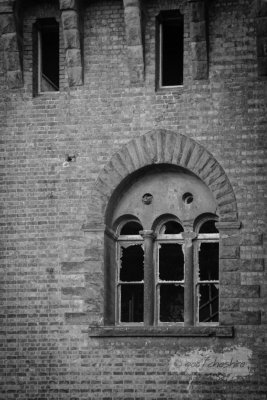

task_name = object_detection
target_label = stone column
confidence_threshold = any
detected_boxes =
[0,1,23,88]
[60,0,83,87]
[182,230,197,326]
[140,230,155,326]
[189,0,208,80]
[123,0,144,84]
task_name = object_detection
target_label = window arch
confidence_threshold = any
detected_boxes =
[155,218,184,323]
[195,218,219,324]
[111,212,219,326]
[102,164,225,327]
[115,217,144,324]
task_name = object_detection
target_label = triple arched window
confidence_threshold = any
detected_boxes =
[115,215,219,326]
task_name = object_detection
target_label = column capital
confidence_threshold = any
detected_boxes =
[139,230,156,240]
[181,231,197,241]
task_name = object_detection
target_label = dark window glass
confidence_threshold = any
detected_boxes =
[160,221,183,234]
[39,20,59,91]
[199,220,218,234]
[120,221,143,235]
[119,244,144,282]
[159,243,184,281]
[199,242,219,281]
[161,19,183,86]
[120,284,144,322]
[41,26,59,90]
[199,284,219,323]
[160,284,184,322]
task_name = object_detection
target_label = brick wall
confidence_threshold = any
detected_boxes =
[0,0,266,399]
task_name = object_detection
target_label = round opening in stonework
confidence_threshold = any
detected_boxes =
[182,192,194,205]
[142,193,153,205]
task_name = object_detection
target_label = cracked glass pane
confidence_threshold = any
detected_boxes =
[121,284,144,323]
[199,284,219,322]
[199,242,219,281]
[159,243,184,281]
[160,284,184,322]
[119,244,144,282]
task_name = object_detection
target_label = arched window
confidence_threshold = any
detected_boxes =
[104,165,221,327]
[195,219,219,324]
[113,214,219,326]
[116,220,144,323]
[156,220,184,323]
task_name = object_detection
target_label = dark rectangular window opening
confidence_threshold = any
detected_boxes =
[120,284,144,323]
[118,243,144,323]
[198,242,219,323]
[158,242,184,323]
[33,19,59,94]
[157,11,184,88]
[160,284,184,322]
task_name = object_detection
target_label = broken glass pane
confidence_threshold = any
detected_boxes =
[159,243,184,281]
[199,284,219,323]
[119,244,144,282]
[120,284,144,323]
[160,284,184,322]
[199,242,219,281]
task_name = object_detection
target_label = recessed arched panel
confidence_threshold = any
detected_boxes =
[109,164,217,230]
[84,129,238,231]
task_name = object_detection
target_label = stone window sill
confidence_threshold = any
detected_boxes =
[88,325,234,338]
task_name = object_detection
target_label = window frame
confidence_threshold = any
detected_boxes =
[115,220,144,325]
[156,10,184,90]
[114,216,219,327]
[156,236,185,325]
[33,18,60,96]
[116,235,144,325]
[194,233,220,326]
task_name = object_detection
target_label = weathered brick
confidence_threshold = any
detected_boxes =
[220,298,240,312]
[190,1,205,22]
[190,21,206,41]
[220,272,240,285]
[220,258,241,272]
[0,1,266,399]
[220,285,260,298]
[241,259,264,272]
[220,245,240,259]
[220,311,261,325]
[0,13,15,35]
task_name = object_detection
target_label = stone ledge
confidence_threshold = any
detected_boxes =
[88,325,234,338]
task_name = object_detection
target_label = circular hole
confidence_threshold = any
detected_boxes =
[142,193,153,205]
[182,192,194,205]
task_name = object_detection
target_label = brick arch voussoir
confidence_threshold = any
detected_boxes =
[91,130,238,227]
